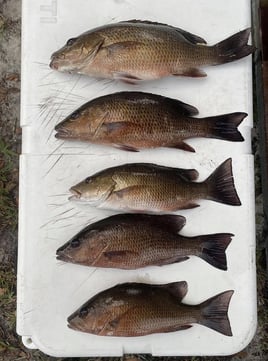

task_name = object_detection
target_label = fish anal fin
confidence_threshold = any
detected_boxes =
[157,255,189,266]
[173,68,207,78]
[169,142,195,153]
[178,202,200,210]
[113,71,142,84]
[159,281,188,301]
[114,143,139,152]
[175,324,193,331]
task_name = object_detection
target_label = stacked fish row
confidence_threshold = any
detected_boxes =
[50,20,254,337]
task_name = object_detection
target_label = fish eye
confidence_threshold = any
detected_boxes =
[79,308,89,318]
[70,111,80,120]
[85,177,92,184]
[66,38,77,46]
[71,238,81,248]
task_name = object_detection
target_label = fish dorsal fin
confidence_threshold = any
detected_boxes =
[160,281,188,301]
[123,20,207,44]
[175,168,199,181]
[163,97,199,116]
[147,214,186,233]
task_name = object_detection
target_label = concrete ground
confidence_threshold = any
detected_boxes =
[0,0,267,360]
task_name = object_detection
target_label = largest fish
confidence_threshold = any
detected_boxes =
[67,282,234,337]
[69,158,241,212]
[50,20,254,83]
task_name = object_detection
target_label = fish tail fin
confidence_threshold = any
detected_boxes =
[214,28,254,64]
[203,112,246,142]
[198,233,233,270]
[205,158,241,206]
[200,290,234,336]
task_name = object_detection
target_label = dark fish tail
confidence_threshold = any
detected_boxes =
[214,28,254,64]
[198,233,233,270]
[203,112,246,142]
[205,158,241,206]
[199,290,234,336]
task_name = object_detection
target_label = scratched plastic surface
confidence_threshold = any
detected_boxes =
[18,0,256,357]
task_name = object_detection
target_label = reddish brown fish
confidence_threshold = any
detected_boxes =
[67,282,234,337]
[69,158,241,212]
[50,20,254,83]
[56,214,233,270]
[55,92,246,152]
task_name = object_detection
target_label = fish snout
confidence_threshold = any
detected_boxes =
[54,123,72,139]
[56,252,70,262]
[69,187,82,200]
[50,51,66,69]
[49,57,59,70]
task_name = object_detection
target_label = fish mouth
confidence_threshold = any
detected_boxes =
[69,187,82,200]
[55,126,72,139]
[56,252,72,262]
[56,243,73,261]
[49,57,60,70]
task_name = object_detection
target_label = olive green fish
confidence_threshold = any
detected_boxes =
[56,213,233,270]
[69,158,241,212]
[67,282,234,337]
[55,92,246,152]
[49,20,254,83]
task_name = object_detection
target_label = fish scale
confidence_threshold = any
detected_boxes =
[56,213,233,271]
[55,92,246,151]
[50,21,254,81]
[67,283,234,337]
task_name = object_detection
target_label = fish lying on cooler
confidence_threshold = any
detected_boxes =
[50,20,254,83]
[55,92,246,152]
[69,158,241,212]
[56,213,232,270]
[67,281,234,337]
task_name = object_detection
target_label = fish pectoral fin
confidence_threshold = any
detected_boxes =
[106,41,143,54]
[113,71,142,84]
[114,143,139,152]
[104,122,128,133]
[169,142,195,153]
[113,185,145,198]
[173,68,207,77]
[103,250,136,261]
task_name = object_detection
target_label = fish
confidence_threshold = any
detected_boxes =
[54,91,246,152]
[67,281,234,337]
[49,20,254,83]
[69,158,241,212]
[56,213,233,270]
